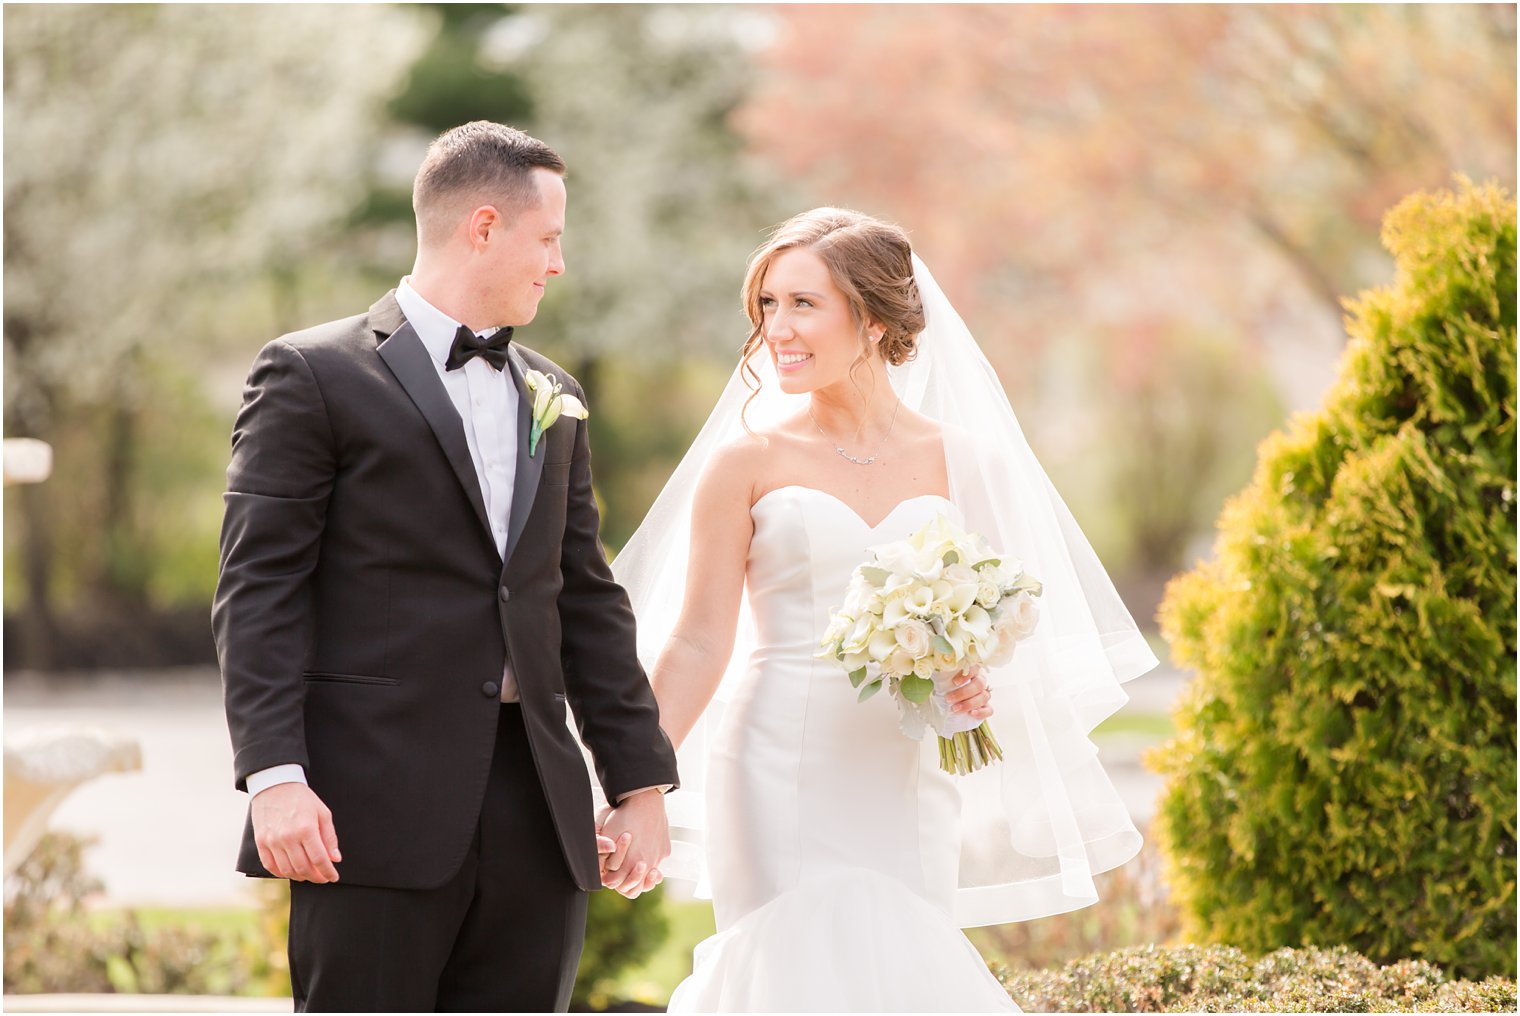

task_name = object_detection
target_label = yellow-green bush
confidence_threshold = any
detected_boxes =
[1147,177,1517,980]
[1000,943,1518,1013]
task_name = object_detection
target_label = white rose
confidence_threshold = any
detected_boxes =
[894,619,931,659]
[943,563,977,586]
[1005,592,1040,640]
[982,631,1017,668]
[926,651,959,676]
[975,579,1001,609]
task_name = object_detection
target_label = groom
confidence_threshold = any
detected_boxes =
[213,122,678,1012]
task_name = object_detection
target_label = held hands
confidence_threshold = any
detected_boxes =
[595,788,669,899]
[947,668,994,719]
[251,782,342,883]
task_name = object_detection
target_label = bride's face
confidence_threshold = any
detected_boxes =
[758,248,870,394]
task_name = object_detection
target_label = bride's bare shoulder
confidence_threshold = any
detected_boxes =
[698,414,811,498]
[697,429,772,493]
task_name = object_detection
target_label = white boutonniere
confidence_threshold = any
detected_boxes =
[523,369,588,456]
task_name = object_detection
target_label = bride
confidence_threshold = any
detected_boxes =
[607,208,1159,1012]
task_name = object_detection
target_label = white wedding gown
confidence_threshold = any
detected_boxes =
[667,486,1021,1013]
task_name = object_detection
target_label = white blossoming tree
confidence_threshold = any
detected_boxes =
[3,4,430,665]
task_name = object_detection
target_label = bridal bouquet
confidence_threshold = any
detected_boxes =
[816,514,1043,775]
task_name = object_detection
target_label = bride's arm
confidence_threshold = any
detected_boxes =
[648,441,757,750]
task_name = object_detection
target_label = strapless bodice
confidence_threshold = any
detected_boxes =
[744,485,963,659]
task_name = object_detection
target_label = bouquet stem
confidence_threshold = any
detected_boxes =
[937,721,1004,775]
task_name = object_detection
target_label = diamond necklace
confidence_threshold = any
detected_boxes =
[808,397,902,466]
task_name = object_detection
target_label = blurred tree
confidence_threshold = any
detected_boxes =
[504,4,795,541]
[1046,322,1284,614]
[348,3,534,238]
[737,5,1515,357]
[3,4,429,665]
[387,5,534,133]
[733,4,1515,621]
[337,5,793,544]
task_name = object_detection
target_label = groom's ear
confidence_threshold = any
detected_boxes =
[465,204,504,251]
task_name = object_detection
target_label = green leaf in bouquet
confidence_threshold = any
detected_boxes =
[974,558,1001,569]
[848,666,868,688]
[858,680,884,703]
[942,550,960,565]
[858,565,891,585]
[932,635,955,656]
[900,675,933,703]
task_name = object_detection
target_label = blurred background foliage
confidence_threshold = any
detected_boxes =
[4,4,1514,669]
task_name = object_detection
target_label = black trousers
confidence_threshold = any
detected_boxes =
[288,704,588,1012]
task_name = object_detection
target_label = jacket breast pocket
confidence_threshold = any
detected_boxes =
[542,457,572,487]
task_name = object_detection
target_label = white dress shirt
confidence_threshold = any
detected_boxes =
[246,282,667,805]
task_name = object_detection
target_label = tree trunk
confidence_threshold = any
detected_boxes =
[97,374,144,608]
[16,481,59,670]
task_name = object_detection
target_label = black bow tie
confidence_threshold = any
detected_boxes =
[445,324,514,372]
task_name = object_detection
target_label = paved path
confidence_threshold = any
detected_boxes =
[4,662,1189,909]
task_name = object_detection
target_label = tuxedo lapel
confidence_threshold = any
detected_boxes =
[502,346,544,571]
[376,318,497,554]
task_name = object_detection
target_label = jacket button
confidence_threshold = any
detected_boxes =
[499,587,510,603]
[482,681,500,697]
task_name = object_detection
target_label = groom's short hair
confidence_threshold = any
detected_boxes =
[413,122,566,248]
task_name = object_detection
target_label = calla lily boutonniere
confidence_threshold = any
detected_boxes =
[523,369,588,456]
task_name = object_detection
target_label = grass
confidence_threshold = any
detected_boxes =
[605,896,715,1004]
[85,906,259,937]
[1091,711,1175,739]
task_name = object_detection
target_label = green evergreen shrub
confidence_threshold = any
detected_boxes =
[1146,177,1516,980]
[1000,942,1519,1012]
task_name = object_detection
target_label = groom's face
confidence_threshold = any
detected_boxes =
[478,168,566,327]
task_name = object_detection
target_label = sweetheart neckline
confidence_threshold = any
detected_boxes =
[750,485,955,531]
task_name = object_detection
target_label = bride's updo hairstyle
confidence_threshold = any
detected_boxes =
[738,208,925,414]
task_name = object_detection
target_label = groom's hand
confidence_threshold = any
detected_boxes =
[251,782,342,883]
[597,789,669,899]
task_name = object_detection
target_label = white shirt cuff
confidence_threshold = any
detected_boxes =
[246,763,308,798]
[615,784,672,803]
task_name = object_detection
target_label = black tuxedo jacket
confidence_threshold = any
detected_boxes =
[213,291,678,892]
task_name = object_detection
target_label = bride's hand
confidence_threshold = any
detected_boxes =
[947,669,993,719]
